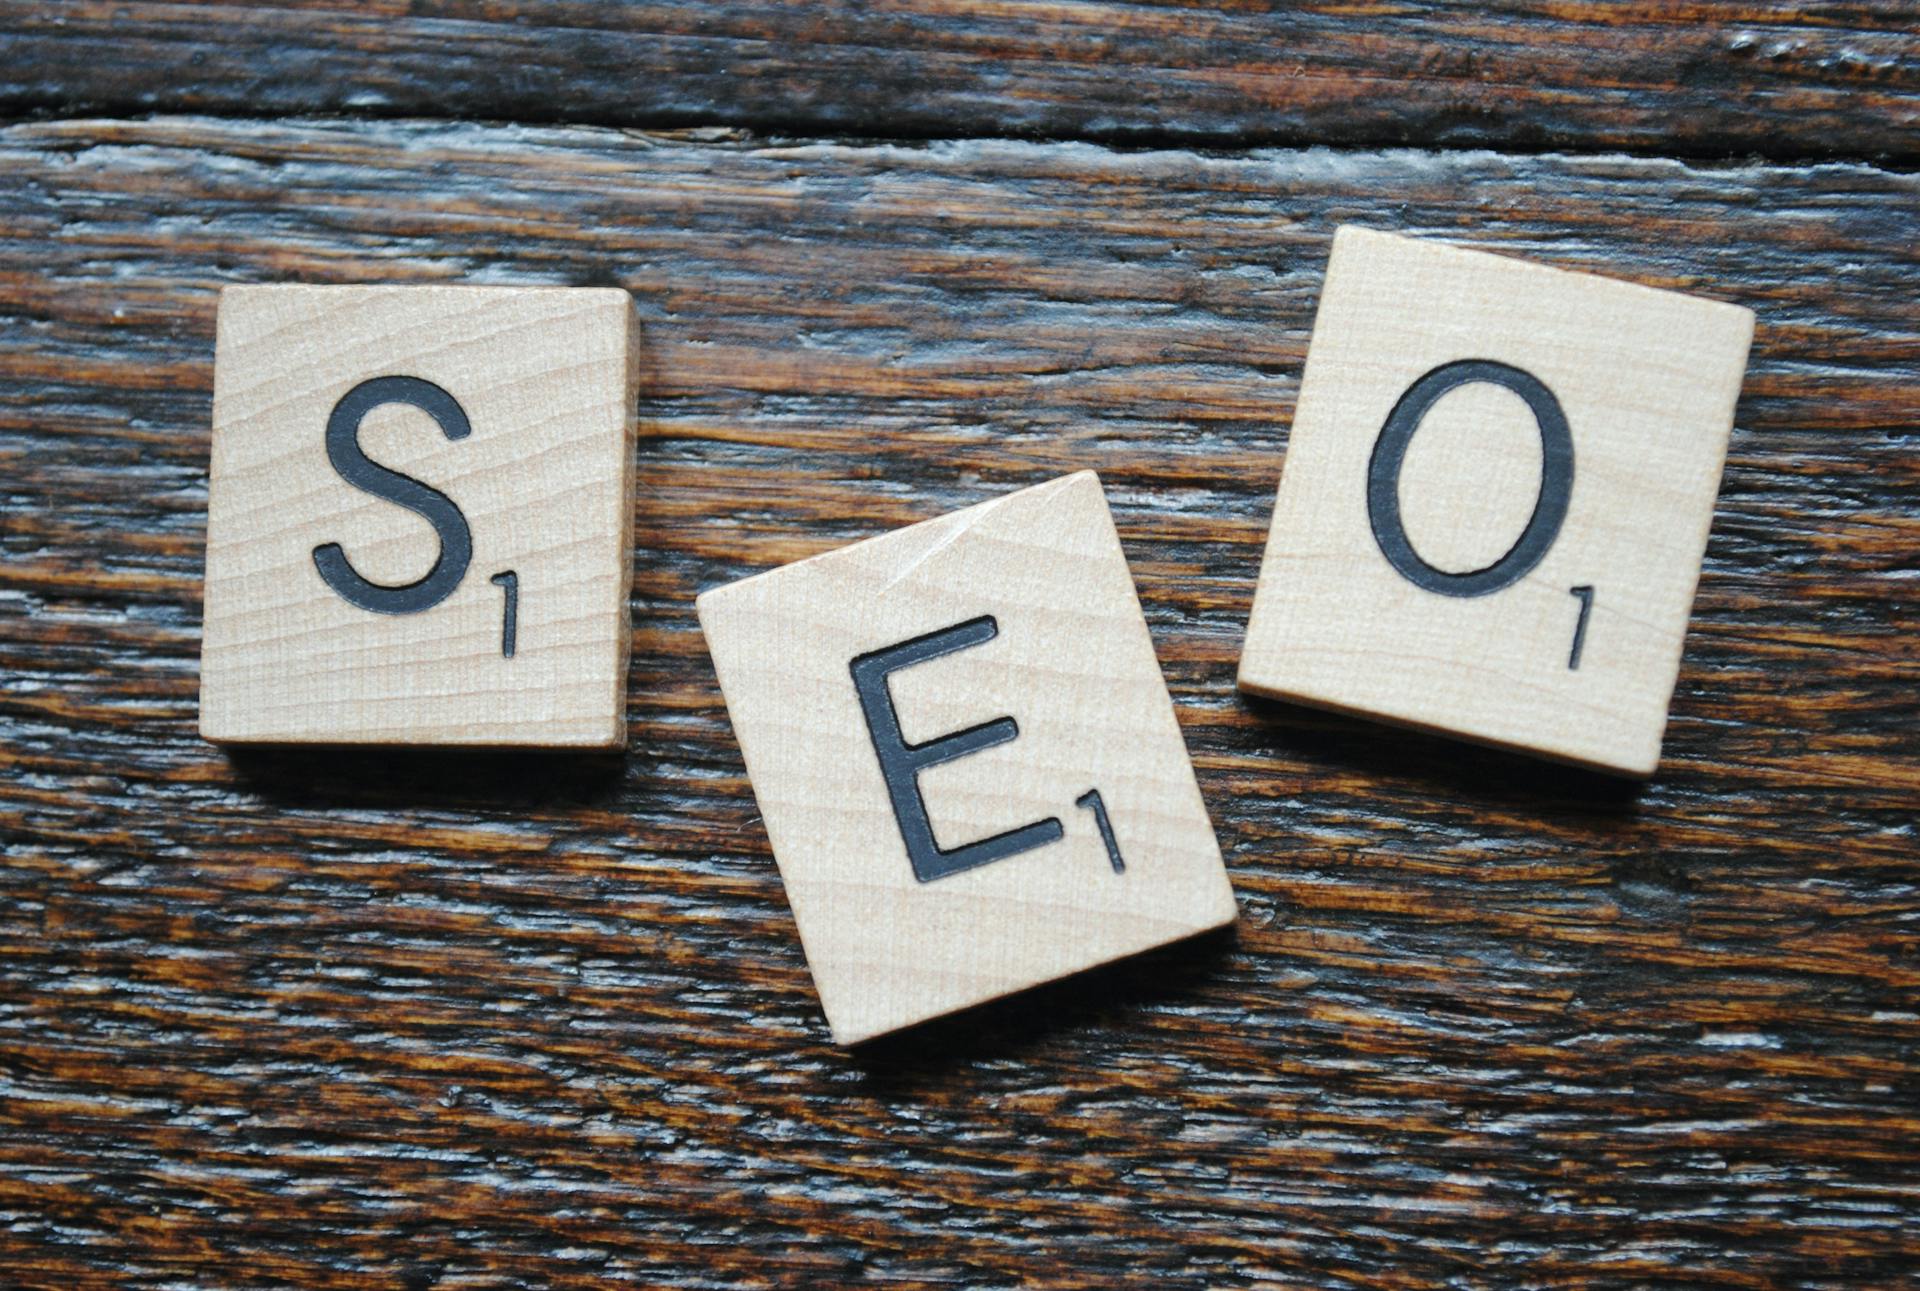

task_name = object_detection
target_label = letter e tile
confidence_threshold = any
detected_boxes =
[698,472,1236,1044]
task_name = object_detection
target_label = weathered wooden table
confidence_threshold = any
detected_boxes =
[3,5,1916,1287]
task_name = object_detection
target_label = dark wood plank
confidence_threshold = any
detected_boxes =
[1,117,1916,1289]
[3,2,1919,162]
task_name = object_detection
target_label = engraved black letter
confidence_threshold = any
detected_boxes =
[312,376,474,615]
[850,616,1064,884]
[1367,359,1574,598]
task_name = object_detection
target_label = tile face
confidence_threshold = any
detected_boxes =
[1239,227,1754,776]
[698,472,1235,1044]
[201,285,636,747]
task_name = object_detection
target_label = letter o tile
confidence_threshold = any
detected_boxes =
[1239,228,1754,777]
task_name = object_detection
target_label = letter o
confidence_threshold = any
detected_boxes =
[1365,359,1574,598]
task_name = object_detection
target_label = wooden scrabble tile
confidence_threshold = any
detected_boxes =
[698,471,1236,1044]
[200,285,636,747]
[1240,227,1754,777]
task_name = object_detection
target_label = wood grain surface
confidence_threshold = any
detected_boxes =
[3,2,1919,162]
[1,18,1918,1291]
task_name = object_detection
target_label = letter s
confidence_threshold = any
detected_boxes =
[311,375,474,615]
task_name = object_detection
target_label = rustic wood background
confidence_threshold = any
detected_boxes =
[2,4,1917,1288]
